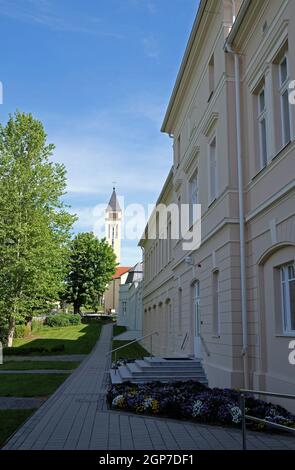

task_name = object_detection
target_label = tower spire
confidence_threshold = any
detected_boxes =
[105,186,122,264]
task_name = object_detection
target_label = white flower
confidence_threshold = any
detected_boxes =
[143,397,153,410]
[192,400,203,417]
[112,395,124,407]
[230,406,242,424]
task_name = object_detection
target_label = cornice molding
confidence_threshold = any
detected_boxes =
[202,112,219,137]
[183,145,200,174]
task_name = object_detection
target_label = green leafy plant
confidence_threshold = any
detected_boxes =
[0,111,76,346]
[64,233,117,314]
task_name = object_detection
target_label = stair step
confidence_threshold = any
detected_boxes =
[135,364,204,373]
[129,370,206,377]
[110,357,208,385]
[120,376,208,384]
[142,358,202,367]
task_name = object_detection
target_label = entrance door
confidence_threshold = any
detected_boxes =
[193,281,202,358]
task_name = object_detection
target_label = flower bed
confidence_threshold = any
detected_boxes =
[107,381,295,430]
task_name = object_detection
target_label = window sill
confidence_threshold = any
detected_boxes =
[208,91,214,103]
[272,140,292,162]
[251,140,293,182]
[208,198,217,209]
[252,165,267,182]
[275,333,295,338]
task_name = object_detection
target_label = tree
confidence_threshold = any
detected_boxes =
[64,233,117,314]
[0,111,76,346]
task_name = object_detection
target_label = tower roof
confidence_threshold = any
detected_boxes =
[106,187,121,213]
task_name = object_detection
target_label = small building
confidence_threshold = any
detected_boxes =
[104,266,131,314]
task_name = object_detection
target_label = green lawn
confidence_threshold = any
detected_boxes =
[0,361,80,371]
[113,325,127,337]
[0,409,36,448]
[5,323,102,355]
[112,340,148,361]
[0,374,67,397]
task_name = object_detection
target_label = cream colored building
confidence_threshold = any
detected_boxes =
[140,0,295,408]
[118,263,144,339]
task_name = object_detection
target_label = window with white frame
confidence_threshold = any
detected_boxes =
[189,169,199,227]
[280,263,295,334]
[209,136,217,203]
[279,53,291,146]
[257,86,268,169]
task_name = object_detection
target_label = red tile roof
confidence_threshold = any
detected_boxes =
[112,266,131,279]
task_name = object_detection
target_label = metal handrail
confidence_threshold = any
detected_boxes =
[181,332,189,351]
[240,389,295,450]
[107,331,159,356]
[200,335,210,357]
[107,331,159,374]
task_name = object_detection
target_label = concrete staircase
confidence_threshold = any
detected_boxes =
[110,357,208,385]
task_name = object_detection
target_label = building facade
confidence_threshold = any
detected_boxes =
[140,0,295,407]
[118,263,144,339]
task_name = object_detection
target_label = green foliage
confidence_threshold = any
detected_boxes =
[14,323,31,339]
[112,340,148,361]
[0,409,36,447]
[0,361,80,370]
[0,374,67,397]
[64,232,117,313]
[6,323,102,355]
[31,319,44,333]
[45,313,81,327]
[113,325,127,337]
[0,111,76,345]
[4,345,65,355]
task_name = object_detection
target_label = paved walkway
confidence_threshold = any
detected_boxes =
[0,397,46,410]
[3,324,295,450]
[4,355,86,362]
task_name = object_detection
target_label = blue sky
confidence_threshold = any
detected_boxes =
[0,0,199,265]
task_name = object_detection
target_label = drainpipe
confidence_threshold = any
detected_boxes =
[225,44,249,388]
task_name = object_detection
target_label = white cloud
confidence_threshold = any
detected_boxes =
[142,35,160,59]
[0,0,122,38]
[53,136,170,197]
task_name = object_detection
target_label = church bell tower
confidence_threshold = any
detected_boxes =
[105,187,122,264]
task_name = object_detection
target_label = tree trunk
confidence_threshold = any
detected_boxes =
[7,317,15,348]
[73,302,80,315]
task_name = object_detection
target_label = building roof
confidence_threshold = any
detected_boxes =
[112,266,131,279]
[161,0,250,134]
[125,262,143,284]
[161,0,207,133]
[106,187,121,213]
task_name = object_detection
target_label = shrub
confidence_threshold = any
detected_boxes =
[45,314,81,328]
[108,381,295,431]
[14,323,31,339]
[68,315,81,325]
[4,344,65,355]
[31,319,44,333]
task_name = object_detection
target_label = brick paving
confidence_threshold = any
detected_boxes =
[2,324,295,450]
